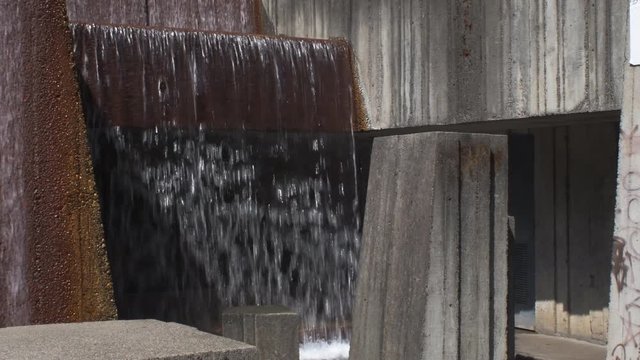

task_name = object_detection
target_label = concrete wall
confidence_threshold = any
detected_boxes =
[530,122,617,344]
[351,132,508,359]
[262,0,626,130]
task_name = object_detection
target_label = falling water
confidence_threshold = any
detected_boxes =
[72,24,362,342]
[0,3,29,326]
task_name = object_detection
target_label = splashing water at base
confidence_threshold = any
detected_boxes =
[300,340,350,360]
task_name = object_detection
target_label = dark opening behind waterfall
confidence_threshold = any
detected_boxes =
[72,23,370,342]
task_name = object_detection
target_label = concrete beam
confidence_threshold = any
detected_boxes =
[0,320,257,360]
[223,306,299,360]
[262,0,625,130]
[350,132,508,360]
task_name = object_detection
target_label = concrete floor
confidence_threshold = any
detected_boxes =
[515,331,606,360]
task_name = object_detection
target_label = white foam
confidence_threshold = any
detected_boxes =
[299,341,350,360]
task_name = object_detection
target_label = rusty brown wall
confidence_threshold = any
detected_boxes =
[67,0,263,33]
[0,0,116,325]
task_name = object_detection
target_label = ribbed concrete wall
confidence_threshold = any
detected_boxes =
[262,0,626,130]
[351,132,508,359]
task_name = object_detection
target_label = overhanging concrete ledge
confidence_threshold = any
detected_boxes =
[0,320,258,360]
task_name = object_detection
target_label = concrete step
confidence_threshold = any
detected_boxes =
[515,331,606,360]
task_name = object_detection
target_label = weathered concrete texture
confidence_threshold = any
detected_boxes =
[0,320,257,360]
[532,123,617,344]
[0,0,116,325]
[223,306,299,360]
[67,0,263,33]
[350,132,508,360]
[72,23,360,132]
[607,3,640,359]
[262,0,626,130]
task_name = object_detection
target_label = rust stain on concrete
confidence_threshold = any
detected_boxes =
[460,143,490,175]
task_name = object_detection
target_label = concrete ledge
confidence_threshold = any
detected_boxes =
[0,320,257,360]
[223,306,299,360]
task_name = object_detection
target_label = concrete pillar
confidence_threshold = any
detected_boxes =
[222,306,299,360]
[350,132,508,360]
[0,0,116,325]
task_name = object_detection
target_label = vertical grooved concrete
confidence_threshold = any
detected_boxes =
[350,132,508,360]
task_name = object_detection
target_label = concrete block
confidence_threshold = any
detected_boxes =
[0,320,257,360]
[223,306,299,360]
[350,132,508,360]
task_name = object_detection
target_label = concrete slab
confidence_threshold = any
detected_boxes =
[0,320,257,360]
[515,331,605,360]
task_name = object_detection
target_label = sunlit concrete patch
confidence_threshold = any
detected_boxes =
[300,341,349,360]
[515,330,605,360]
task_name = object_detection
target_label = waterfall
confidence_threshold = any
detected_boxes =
[72,23,362,342]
